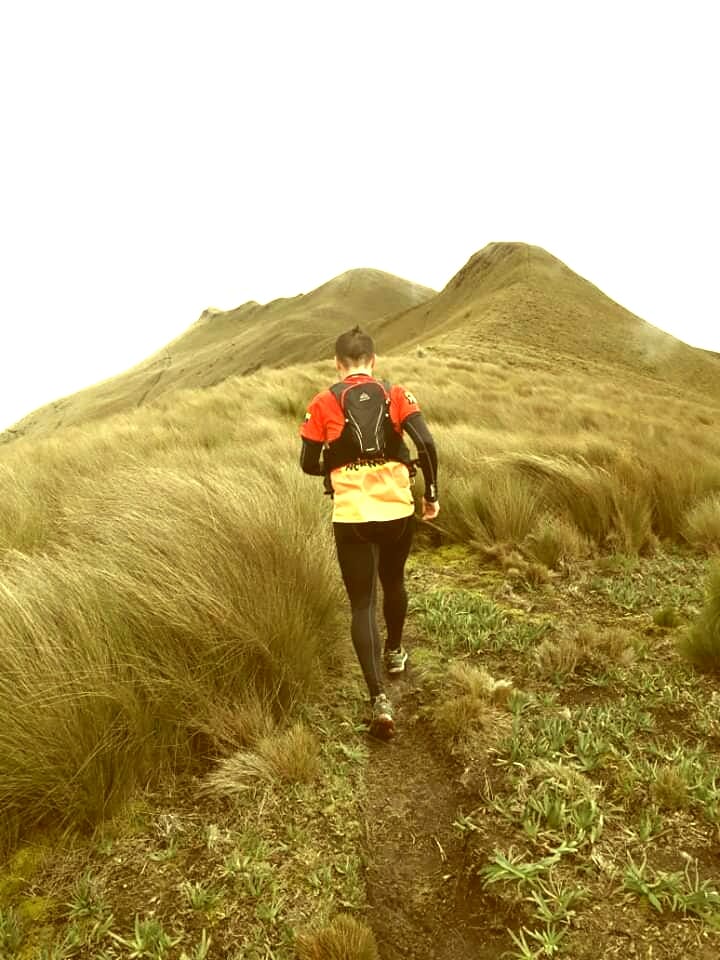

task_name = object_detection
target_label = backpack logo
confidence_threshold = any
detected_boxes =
[359,392,370,401]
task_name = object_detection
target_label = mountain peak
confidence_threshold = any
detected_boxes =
[4,243,719,443]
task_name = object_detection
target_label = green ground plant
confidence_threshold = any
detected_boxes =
[623,855,720,925]
[409,589,551,656]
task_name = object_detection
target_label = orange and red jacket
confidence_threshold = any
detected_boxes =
[300,373,438,523]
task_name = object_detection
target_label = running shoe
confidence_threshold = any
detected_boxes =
[384,646,408,674]
[369,693,395,739]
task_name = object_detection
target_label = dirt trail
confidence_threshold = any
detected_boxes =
[363,667,506,960]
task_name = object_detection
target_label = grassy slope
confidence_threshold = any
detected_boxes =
[377,242,720,402]
[2,268,435,442]
[5,242,720,446]
[2,250,720,956]
[1,350,720,956]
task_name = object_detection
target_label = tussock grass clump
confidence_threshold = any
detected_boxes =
[650,765,691,811]
[441,467,543,549]
[296,914,380,960]
[679,563,720,671]
[534,636,581,677]
[653,606,681,629]
[200,722,321,797]
[535,625,636,678]
[424,410,720,556]
[684,494,720,552]
[0,459,342,838]
[437,443,713,557]
[190,695,278,753]
[522,513,591,569]
[446,661,514,705]
[512,455,619,544]
[576,625,637,667]
[432,663,513,761]
[512,454,657,553]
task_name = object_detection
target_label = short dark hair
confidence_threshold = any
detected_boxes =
[334,326,375,366]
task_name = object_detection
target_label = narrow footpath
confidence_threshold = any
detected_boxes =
[363,666,507,960]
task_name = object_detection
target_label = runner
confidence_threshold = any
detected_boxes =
[299,326,439,739]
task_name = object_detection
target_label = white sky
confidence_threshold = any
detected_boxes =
[1,1,718,431]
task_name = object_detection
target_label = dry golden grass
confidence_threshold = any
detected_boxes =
[684,493,720,552]
[650,765,692,811]
[4,269,435,440]
[534,636,582,677]
[0,328,719,847]
[375,351,719,559]
[577,625,637,666]
[6,242,720,450]
[521,512,591,569]
[535,625,637,678]
[0,396,345,840]
[679,563,720,671]
[432,663,513,761]
[296,914,380,960]
[189,694,278,753]
[1,250,719,952]
[4,337,720,560]
[200,722,321,797]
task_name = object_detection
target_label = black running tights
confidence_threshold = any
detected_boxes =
[333,515,415,700]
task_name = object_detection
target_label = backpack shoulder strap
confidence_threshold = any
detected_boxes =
[328,378,388,407]
[328,381,348,414]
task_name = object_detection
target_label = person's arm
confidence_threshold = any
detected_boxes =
[402,411,439,518]
[299,394,328,481]
[299,437,325,476]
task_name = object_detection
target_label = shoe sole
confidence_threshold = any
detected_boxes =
[369,715,395,740]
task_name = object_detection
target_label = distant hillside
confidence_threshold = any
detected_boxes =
[374,242,720,398]
[3,243,719,443]
[2,269,435,440]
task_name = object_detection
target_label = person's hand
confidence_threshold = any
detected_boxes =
[422,498,440,521]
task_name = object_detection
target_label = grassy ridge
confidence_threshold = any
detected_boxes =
[7,243,720,447]
[0,352,720,854]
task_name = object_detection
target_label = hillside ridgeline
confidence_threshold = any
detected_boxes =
[376,242,720,399]
[3,243,719,442]
[2,268,435,440]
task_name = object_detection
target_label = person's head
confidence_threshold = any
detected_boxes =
[334,326,376,375]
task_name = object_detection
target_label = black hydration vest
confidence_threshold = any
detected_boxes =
[323,378,412,474]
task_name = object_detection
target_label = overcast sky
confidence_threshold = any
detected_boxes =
[1,1,717,431]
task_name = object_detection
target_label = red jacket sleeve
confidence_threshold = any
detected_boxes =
[390,384,421,427]
[300,394,326,443]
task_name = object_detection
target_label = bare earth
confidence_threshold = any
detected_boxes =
[364,670,502,959]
